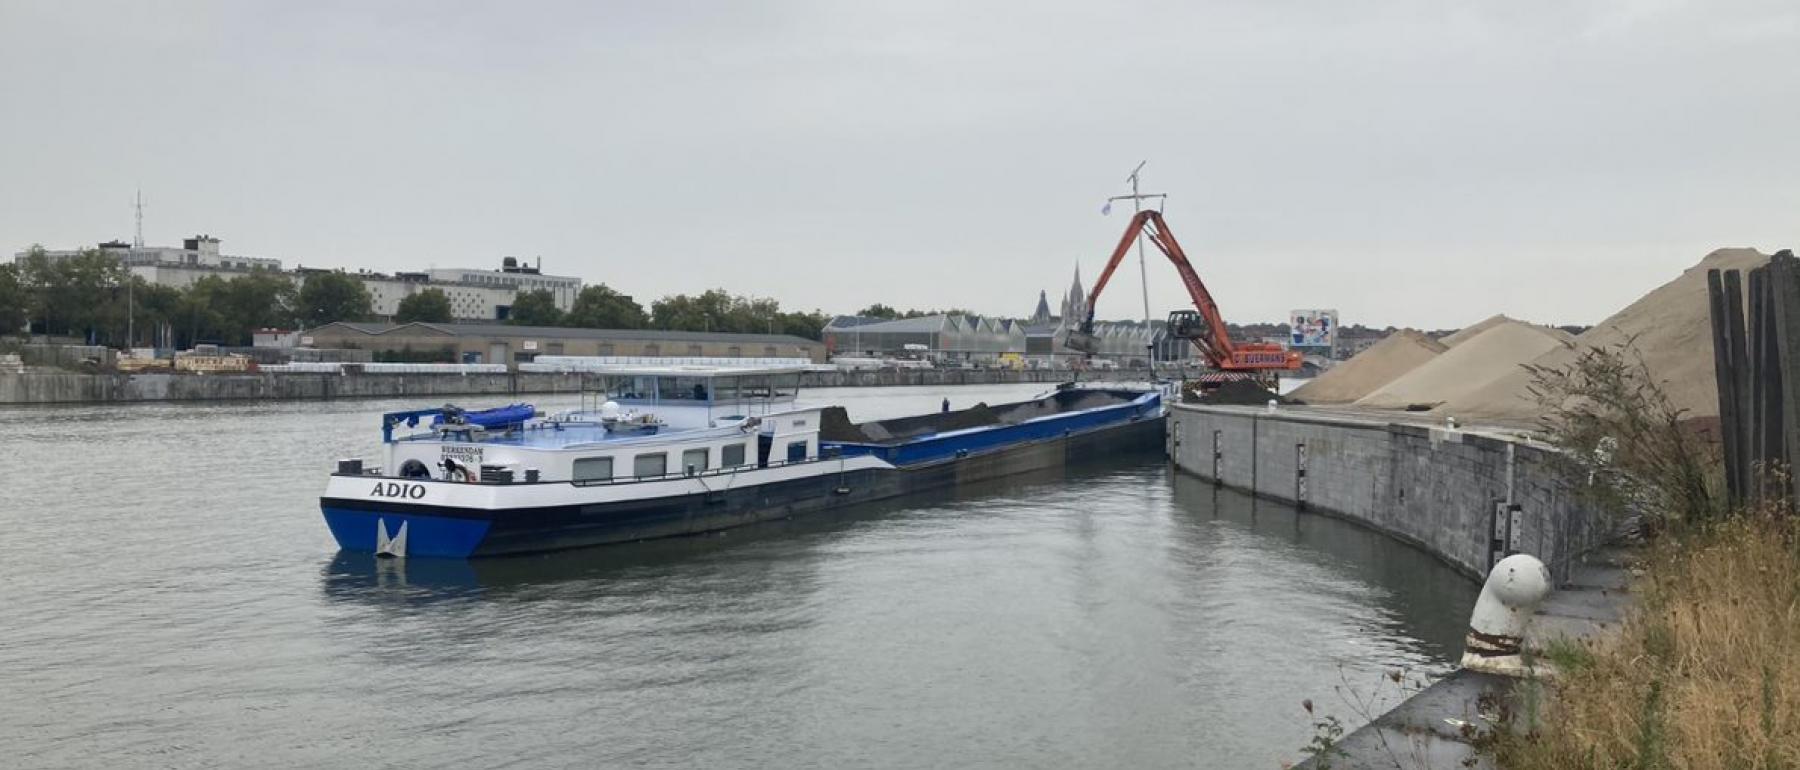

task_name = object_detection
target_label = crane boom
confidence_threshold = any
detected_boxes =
[1074,210,1300,373]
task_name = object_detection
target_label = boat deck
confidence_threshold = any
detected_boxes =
[394,419,743,450]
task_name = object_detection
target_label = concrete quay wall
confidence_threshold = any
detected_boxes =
[0,368,1141,405]
[1167,403,1607,583]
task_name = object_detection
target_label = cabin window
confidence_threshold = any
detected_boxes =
[633,453,667,478]
[601,375,655,401]
[786,441,807,463]
[573,456,613,482]
[721,443,747,467]
[682,448,709,475]
[657,376,709,401]
[712,376,739,402]
[771,374,800,397]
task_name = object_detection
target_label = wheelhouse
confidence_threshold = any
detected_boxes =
[372,364,822,486]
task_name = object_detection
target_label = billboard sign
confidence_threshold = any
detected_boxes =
[1289,309,1338,349]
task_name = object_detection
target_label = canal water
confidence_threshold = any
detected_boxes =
[0,384,1476,768]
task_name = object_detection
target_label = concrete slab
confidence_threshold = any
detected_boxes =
[1537,588,1629,623]
[1525,613,1616,647]
[1292,670,1510,770]
[1560,563,1632,592]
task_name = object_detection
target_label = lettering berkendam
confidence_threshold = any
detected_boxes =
[370,482,427,500]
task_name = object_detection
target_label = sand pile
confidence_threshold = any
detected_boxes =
[1434,248,1773,424]
[1290,330,1445,404]
[1354,320,1571,410]
[1439,314,1513,347]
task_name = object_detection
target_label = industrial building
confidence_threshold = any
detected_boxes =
[820,268,1188,368]
[13,236,582,322]
[301,322,827,365]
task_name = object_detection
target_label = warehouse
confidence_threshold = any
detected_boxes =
[301,322,827,365]
[822,314,1028,364]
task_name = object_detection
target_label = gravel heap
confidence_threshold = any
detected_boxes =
[1434,247,1773,425]
[1290,330,1445,404]
[1355,321,1570,410]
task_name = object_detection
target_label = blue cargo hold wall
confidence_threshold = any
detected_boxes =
[1165,403,1610,584]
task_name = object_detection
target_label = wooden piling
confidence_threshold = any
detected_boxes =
[1773,253,1800,508]
[1724,270,1750,501]
[1709,269,1742,505]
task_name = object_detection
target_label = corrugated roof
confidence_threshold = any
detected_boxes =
[310,321,820,345]
[830,315,950,334]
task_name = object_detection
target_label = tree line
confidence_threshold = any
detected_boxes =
[0,246,835,348]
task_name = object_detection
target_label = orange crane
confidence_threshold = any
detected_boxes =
[1068,209,1301,376]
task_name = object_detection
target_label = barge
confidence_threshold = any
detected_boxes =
[320,365,1163,558]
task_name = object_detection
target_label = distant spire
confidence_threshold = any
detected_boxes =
[1064,265,1087,322]
[1031,290,1052,324]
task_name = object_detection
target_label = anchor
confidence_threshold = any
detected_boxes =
[374,518,409,559]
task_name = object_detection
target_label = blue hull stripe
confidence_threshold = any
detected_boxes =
[829,395,1159,466]
[321,507,492,558]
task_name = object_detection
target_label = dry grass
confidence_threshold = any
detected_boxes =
[1495,513,1800,769]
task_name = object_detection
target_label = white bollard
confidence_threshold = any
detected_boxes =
[1265,399,1278,414]
[1460,553,1551,676]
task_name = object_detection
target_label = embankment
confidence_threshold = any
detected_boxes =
[0,368,1146,405]
[1166,403,1608,583]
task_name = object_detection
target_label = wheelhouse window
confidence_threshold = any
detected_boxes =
[771,374,801,397]
[633,453,667,478]
[721,443,747,468]
[786,441,807,463]
[681,448,709,476]
[573,456,613,482]
[600,375,656,401]
[656,376,710,402]
[711,376,740,402]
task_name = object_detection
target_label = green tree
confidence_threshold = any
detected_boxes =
[128,279,184,348]
[857,303,900,319]
[651,289,734,332]
[0,263,26,335]
[507,289,563,326]
[395,288,453,323]
[18,246,129,342]
[176,275,233,345]
[564,284,647,329]
[650,289,828,339]
[214,269,298,343]
[296,271,373,327]
[775,309,830,341]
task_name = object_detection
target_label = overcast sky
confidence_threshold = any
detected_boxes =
[2,1,1795,328]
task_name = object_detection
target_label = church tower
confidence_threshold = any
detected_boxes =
[1059,266,1086,328]
[1029,290,1052,325]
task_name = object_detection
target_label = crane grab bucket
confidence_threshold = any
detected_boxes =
[1065,329,1102,354]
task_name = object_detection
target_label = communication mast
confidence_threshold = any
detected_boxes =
[1103,162,1167,328]
[133,189,146,248]
[1102,162,1168,360]
[129,189,145,346]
